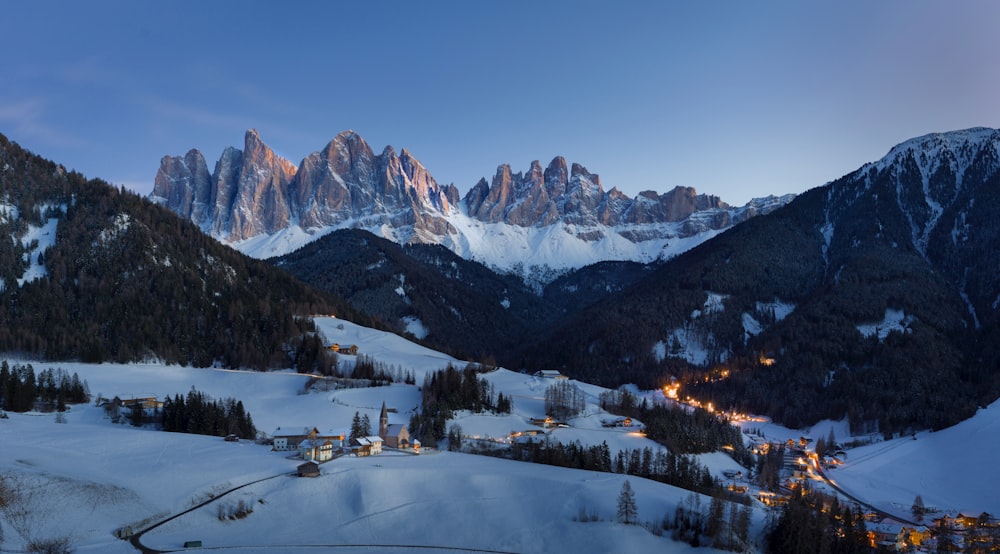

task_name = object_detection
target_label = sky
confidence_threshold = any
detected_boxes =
[2,1,999,207]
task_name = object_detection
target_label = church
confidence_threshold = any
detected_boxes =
[379,401,411,449]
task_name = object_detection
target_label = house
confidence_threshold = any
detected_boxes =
[298,438,336,462]
[533,370,568,379]
[352,436,384,456]
[530,416,554,428]
[602,417,632,428]
[297,461,320,478]
[120,397,164,411]
[328,343,358,355]
[867,519,905,549]
[272,426,347,452]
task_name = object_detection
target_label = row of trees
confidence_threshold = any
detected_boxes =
[0,362,88,413]
[544,380,586,420]
[159,388,256,439]
[351,355,416,385]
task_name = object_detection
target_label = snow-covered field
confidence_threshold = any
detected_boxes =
[2,315,996,552]
[0,318,736,553]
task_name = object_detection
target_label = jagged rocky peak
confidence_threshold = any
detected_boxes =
[226,130,297,239]
[152,148,211,221]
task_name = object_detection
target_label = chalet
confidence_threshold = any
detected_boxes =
[328,343,359,355]
[533,370,568,379]
[297,461,320,478]
[352,436,383,456]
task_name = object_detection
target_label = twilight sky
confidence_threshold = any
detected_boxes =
[2,1,999,206]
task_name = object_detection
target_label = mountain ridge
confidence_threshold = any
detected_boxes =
[152,129,793,282]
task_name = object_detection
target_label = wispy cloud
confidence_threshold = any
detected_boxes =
[0,96,88,148]
[134,94,253,132]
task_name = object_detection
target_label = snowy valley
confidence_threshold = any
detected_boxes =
[2,316,997,553]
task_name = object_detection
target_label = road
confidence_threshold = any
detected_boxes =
[128,472,292,554]
[126,471,515,554]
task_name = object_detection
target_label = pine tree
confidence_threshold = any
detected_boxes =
[617,480,638,525]
[349,411,362,441]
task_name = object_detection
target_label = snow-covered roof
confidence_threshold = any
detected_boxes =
[273,426,346,438]
[354,435,384,446]
[386,424,407,435]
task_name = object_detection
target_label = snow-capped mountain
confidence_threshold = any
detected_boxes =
[152,130,792,281]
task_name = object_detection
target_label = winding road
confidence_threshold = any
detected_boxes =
[126,472,517,554]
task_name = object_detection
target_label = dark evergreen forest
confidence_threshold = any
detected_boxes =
[0,132,353,370]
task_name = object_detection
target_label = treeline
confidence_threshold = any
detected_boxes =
[766,487,869,554]
[600,388,752,465]
[468,437,747,506]
[351,355,416,385]
[159,388,256,439]
[0,361,88,412]
[409,363,511,446]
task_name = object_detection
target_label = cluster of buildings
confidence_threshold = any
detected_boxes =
[867,512,999,552]
[272,402,417,476]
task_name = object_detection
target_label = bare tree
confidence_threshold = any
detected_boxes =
[617,480,638,525]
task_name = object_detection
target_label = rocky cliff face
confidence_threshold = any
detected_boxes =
[153,129,459,244]
[153,129,791,276]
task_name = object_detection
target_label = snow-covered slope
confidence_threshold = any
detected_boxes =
[830,399,1000,517]
[0,318,748,552]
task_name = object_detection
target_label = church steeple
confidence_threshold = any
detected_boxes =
[379,401,388,438]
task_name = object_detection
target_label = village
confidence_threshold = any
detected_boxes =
[103,362,998,554]
[272,401,421,478]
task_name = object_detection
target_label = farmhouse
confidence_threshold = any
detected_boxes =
[328,343,358,355]
[352,436,383,456]
[298,438,336,462]
[533,370,567,379]
[272,426,346,453]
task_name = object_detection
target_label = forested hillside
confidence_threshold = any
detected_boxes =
[524,130,1000,437]
[273,229,557,363]
[0,132,349,370]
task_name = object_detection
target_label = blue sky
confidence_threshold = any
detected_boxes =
[2,1,999,206]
